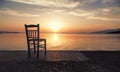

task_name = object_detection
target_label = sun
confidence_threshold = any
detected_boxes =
[52,25,59,32]
[50,21,61,32]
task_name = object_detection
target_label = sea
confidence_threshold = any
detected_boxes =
[0,33,120,51]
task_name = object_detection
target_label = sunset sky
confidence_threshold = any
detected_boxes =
[0,0,120,33]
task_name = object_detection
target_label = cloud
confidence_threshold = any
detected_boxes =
[10,0,80,8]
[0,8,40,17]
[101,0,120,7]
[0,0,120,21]
[69,9,91,16]
[0,0,80,17]
[101,0,115,4]
[87,7,120,21]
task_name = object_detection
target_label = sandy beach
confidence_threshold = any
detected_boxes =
[0,51,119,72]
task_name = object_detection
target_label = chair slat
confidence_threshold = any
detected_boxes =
[28,30,38,38]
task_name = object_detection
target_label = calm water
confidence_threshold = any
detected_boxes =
[0,33,120,51]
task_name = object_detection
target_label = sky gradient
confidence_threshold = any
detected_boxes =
[0,0,120,33]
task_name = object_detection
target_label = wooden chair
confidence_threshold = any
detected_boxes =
[25,24,46,58]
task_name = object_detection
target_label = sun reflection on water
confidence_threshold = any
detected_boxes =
[53,33,58,40]
[49,33,64,48]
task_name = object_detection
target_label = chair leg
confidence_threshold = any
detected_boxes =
[28,46,31,58]
[37,47,39,58]
[44,40,47,55]
[33,41,36,54]
[37,41,39,58]
[28,42,31,58]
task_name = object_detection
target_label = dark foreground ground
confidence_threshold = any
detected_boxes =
[0,51,119,72]
[82,51,120,72]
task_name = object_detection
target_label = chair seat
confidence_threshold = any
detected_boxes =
[39,38,46,41]
[29,38,46,48]
[39,44,46,48]
[29,38,46,41]
[30,44,46,48]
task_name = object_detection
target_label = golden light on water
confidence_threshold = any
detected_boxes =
[53,33,58,40]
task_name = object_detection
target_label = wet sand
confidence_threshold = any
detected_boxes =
[0,51,119,72]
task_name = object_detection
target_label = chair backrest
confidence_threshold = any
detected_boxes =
[25,24,40,40]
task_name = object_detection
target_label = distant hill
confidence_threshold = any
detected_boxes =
[0,31,21,34]
[92,29,120,34]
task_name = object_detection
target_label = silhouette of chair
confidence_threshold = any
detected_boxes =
[25,24,46,58]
